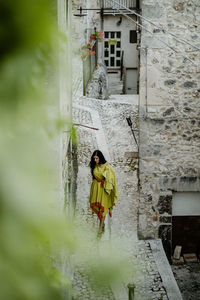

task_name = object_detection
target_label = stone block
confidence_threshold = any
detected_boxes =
[143,4,164,19]
[172,257,184,265]
[163,107,175,116]
[147,194,153,202]
[183,253,198,263]
[159,176,200,192]
[173,246,182,260]
[147,106,160,113]
[158,195,172,214]
[173,1,184,12]
[178,176,200,192]
[139,214,147,231]
[159,216,171,223]
[164,79,176,86]
[124,152,138,159]
[149,118,165,125]
[183,81,197,88]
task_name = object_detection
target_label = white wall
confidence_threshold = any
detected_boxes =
[172,192,200,216]
[103,15,138,68]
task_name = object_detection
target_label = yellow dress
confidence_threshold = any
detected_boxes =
[89,162,118,219]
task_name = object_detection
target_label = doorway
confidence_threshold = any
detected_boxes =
[172,192,200,254]
[126,68,138,94]
[104,31,121,68]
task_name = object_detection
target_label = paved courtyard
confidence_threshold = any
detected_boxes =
[172,263,200,300]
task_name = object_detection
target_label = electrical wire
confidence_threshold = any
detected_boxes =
[106,0,197,65]
[108,0,200,51]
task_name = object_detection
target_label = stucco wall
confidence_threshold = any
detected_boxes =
[103,15,138,68]
[138,0,200,256]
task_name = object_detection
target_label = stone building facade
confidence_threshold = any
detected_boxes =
[138,0,200,259]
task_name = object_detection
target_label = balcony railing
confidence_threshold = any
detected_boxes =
[103,0,137,8]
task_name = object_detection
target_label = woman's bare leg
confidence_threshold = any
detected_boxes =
[99,216,105,233]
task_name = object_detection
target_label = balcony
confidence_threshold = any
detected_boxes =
[103,0,138,9]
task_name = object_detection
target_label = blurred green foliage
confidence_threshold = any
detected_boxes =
[0,1,69,299]
[0,1,135,299]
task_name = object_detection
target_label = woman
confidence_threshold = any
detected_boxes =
[89,150,118,235]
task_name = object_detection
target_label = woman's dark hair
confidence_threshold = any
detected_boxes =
[90,150,107,177]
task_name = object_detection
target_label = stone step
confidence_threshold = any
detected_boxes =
[108,74,121,79]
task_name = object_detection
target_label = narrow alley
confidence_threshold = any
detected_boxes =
[72,94,182,300]
[1,1,200,300]
[70,0,200,299]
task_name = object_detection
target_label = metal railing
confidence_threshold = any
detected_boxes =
[103,0,137,8]
[83,41,98,96]
[120,50,124,81]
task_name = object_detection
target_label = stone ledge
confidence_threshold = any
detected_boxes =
[149,239,183,300]
[159,176,200,192]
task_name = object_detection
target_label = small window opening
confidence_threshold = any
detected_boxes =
[130,30,137,43]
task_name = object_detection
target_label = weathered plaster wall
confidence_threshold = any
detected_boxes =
[55,0,73,213]
[138,0,200,256]
[72,0,103,98]
[103,15,138,68]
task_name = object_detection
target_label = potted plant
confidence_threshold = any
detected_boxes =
[90,30,104,42]
[79,42,96,59]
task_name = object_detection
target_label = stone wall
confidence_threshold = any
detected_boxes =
[86,61,109,99]
[138,0,200,257]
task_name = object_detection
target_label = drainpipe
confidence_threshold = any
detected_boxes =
[99,0,104,64]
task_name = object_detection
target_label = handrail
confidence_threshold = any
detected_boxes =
[120,50,124,81]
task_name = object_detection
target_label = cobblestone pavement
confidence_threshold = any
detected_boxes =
[72,265,115,300]
[72,95,170,300]
[172,263,200,300]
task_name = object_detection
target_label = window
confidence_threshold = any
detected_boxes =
[104,41,108,48]
[111,32,115,38]
[104,31,109,38]
[116,60,121,67]
[116,51,121,57]
[130,30,137,43]
[110,45,115,54]
[104,50,109,57]
[110,57,115,66]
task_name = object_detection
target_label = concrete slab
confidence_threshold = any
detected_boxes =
[149,239,183,300]
[109,94,139,105]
